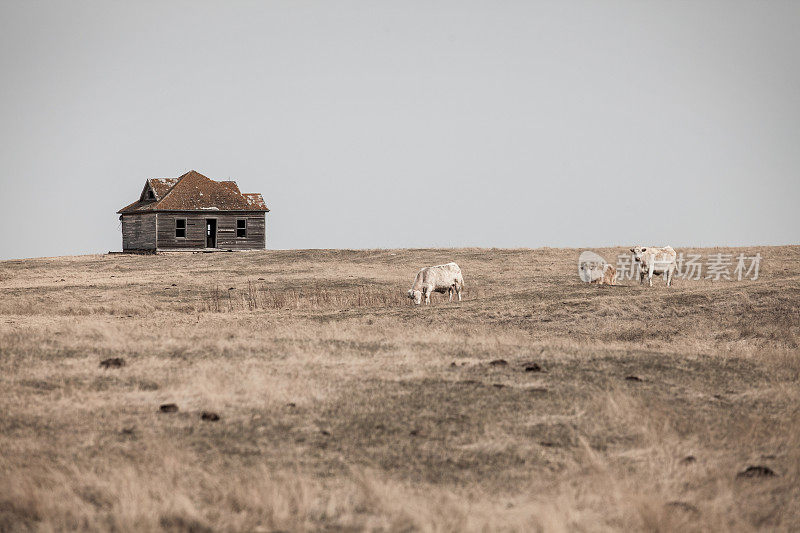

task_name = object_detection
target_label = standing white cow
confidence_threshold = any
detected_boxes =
[630,245,678,287]
[407,262,464,305]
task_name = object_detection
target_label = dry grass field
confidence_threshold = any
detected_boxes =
[0,246,798,532]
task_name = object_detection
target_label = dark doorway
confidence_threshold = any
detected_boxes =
[206,219,217,248]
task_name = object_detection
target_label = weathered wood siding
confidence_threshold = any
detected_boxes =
[155,212,266,250]
[216,213,266,250]
[156,213,205,250]
[121,214,156,251]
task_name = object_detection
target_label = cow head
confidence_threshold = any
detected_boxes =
[630,246,647,262]
[407,289,422,305]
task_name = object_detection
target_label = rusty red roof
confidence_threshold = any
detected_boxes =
[219,181,241,194]
[118,171,269,214]
[148,178,180,199]
[243,193,267,209]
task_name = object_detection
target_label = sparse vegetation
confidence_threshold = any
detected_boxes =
[0,246,798,531]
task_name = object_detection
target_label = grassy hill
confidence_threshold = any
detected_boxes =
[1,246,798,531]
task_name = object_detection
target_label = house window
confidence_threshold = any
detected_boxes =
[147,190,155,200]
[175,219,186,238]
[236,219,247,238]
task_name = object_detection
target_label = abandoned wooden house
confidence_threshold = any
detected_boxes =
[117,170,269,252]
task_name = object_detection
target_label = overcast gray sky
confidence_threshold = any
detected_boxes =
[1,1,798,259]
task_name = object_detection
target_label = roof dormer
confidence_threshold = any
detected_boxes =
[140,182,157,202]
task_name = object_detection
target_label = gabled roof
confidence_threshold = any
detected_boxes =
[148,178,180,199]
[118,170,269,214]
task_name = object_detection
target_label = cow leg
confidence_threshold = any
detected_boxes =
[448,287,453,302]
[667,266,674,287]
[648,265,654,287]
[457,285,462,302]
[424,286,432,305]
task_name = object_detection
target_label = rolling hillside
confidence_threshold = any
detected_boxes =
[0,246,798,531]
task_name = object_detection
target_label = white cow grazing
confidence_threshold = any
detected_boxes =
[630,245,678,287]
[407,262,464,305]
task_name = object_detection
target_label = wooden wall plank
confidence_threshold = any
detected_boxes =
[121,213,156,251]
[154,212,266,250]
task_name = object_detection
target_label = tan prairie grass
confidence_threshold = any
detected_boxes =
[0,246,799,532]
[206,283,414,312]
